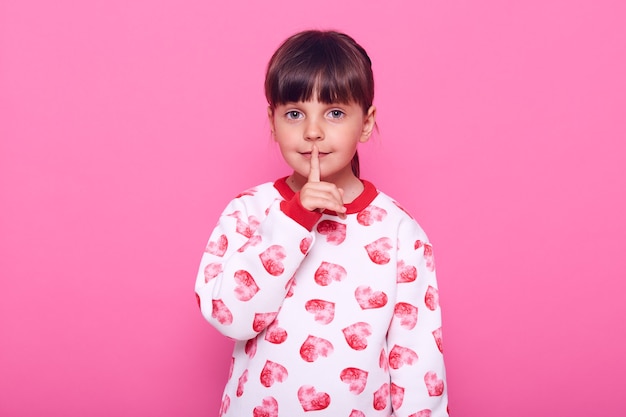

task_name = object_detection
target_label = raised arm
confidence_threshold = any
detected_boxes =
[195,194,315,341]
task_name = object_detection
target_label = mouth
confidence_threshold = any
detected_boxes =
[300,151,330,158]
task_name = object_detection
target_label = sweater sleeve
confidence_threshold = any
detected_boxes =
[194,194,316,341]
[388,218,449,417]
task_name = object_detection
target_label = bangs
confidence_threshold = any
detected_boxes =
[265,31,374,111]
[268,62,363,106]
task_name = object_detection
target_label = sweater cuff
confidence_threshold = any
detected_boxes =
[280,192,322,231]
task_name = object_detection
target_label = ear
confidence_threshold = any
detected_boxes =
[267,106,276,138]
[360,105,376,143]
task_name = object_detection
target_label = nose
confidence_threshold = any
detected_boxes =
[304,118,324,141]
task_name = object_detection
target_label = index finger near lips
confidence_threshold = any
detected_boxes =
[307,144,321,183]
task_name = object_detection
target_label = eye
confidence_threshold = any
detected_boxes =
[285,110,303,120]
[328,109,345,119]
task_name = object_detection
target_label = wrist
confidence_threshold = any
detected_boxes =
[280,192,322,231]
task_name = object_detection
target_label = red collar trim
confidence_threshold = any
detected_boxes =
[273,176,378,215]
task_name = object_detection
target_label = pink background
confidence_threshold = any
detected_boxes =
[1,0,625,416]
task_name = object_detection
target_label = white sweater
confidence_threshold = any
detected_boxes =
[195,177,448,417]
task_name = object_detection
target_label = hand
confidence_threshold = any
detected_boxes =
[299,145,347,219]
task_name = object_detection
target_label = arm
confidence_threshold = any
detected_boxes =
[196,148,337,341]
[388,218,449,417]
[194,193,318,341]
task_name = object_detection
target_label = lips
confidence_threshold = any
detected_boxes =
[301,151,329,157]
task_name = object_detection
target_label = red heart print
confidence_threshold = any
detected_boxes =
[409,410,432,417]
[300,335,334,362]
[211,299,233,325]
[238,235,262,253]
[236,369,248,397]
[304,299,335,324]
[393,302,418,329]
[245,337,257,358]
[228,357,234,379]
[390,382,405,410]
[206,234,228,257]
[373,382,390,411]
[342,322,372,351]
[317,220,347,245]
[356,205,387,226]
[397,260,417,283]
[424,285,439,311]
[349,411,366,417]
[364,237,393,265]
[259,245,286,276]
[379,348,389,371]
[340,367,368,394]
[297,385,331,411]
[252,312,278,332]
[235,187,257,199]
[355,285,388,309]
[204,262,223,283]
[253,396,278,417]
[389,345,418,369]
[219,394,230,416]
[234,270,259,301]
[264,320,287,344]
[227,210,260,238]
[314,261,347,286]
[285,275,296,298]
[300,236,312,254]
[260,360,288,387]
[423,243,435,271]
[424,371,444,396]
[432,327,444,353]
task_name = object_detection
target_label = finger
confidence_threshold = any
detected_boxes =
[299,183,346,215]
[307,144,321,183]
[304,182,344,207]
[309,186,346,214]
[302,195,346,215]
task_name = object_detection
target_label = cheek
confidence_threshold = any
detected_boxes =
[276,142,291,158]
[346,123,365,138]
[274,125,298,141]
[344,127,365,148]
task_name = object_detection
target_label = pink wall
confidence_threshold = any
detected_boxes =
[1,0,625,416]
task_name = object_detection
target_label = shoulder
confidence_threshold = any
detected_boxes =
[370,189,430,241]
[232,181,277,199]
[221,181,282,215]
[369,187,415,222]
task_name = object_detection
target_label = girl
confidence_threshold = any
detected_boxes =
[195,30,449,417]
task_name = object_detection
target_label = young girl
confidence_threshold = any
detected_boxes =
[195,30,449,417]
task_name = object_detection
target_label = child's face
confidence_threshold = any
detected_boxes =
[268,99,376,188]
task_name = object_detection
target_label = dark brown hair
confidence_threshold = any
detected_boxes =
[265,30,375,177]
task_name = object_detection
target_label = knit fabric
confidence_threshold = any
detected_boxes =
[195,177,448,417]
